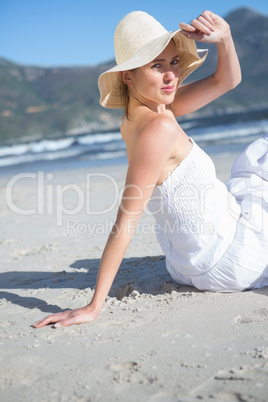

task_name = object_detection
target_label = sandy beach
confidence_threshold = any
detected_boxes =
[1,151,268,402]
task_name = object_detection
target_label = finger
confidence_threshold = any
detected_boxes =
[191,19,211,35]
[32,321,42,328]
[54,317,78,328]
[201,10,214,26]
[180,30,206,42]
[32,316,55,328]
[57,314,88,327]
[179,22,196,32]
[32,311,71,328]
[197,15,214,31]
[55,309,97,328]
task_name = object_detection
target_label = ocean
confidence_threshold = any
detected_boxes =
[1,115,268,173]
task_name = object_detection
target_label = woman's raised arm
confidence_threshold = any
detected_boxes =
[171,10,241,117]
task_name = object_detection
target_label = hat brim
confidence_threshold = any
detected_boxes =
[98,30,208,109]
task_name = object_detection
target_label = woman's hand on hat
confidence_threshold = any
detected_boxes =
[179,10,231,44]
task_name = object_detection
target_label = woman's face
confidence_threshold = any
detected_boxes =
[127,40,180,109]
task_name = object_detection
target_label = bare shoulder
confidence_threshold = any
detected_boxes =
[123,108,181,170]
[134,111,178,148]
[125,112,179,188]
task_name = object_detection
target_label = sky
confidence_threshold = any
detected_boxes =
[1,0,268,67]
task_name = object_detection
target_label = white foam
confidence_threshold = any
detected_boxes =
[191,119,268,143]
[78,132,122,145]
[1,119,267,168]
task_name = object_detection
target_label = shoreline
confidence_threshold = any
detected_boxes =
[1,104,268,147]
[1,111,267,173]
[0,140,246,181]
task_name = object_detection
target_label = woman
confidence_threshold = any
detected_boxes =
[33,10,268,328]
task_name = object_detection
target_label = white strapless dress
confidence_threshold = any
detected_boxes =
[147,135,268,292]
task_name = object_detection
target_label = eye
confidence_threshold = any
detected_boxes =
[152,63,161,69]
[171,59,179,65]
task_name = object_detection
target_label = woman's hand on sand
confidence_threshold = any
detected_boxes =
[179,10,230,44]
[32,305,100,328]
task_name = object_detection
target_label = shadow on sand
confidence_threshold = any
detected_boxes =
[0,255,196,314]
[1,255,267,314]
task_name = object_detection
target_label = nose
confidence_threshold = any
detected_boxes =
[163,70,176,83]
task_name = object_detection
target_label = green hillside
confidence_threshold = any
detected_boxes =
[0,7,268,144]
[0,58,120,143]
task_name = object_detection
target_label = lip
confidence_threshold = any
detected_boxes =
[161,85,175,94]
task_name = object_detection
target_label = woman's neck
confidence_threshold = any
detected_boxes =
[128,88,167,115]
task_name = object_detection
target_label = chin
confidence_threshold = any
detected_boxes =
[163,95,175,104]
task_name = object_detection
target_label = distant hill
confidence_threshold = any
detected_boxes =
[0,58,120,143]
[0,7,268,144]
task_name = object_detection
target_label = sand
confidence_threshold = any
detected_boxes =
[0,152,268,402]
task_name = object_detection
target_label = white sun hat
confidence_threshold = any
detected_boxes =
[98,11,208,109]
